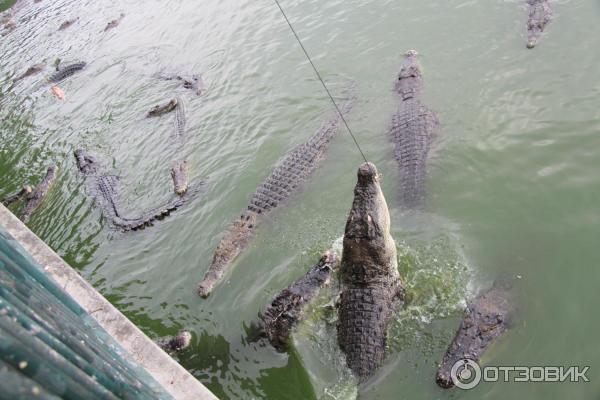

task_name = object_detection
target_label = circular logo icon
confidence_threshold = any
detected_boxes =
[450,359,482,390]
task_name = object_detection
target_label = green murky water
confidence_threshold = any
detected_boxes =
[2,0,600,398]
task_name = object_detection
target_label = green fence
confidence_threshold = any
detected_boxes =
[0,227,173,400]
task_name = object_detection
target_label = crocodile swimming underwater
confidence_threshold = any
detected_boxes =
[526,0,552,49]
[337,163,404,381]
[197,98,354,298]
[157,72,205,96]
[436,281,515,388]
[388,50,438,210]
[74,149,203,231]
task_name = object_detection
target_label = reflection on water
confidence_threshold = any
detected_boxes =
[2,0,600,399]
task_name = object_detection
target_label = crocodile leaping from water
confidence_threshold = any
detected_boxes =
[526,0,552,49]
[337,163,404,381]
[436,281,515,388]
[74,148,203,231]
[197,97,354,298]
[255,163,405,381]
[388,50,438,210]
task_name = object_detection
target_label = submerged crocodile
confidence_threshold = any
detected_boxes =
[197,98,354,298]
[157,73,205,96]
[58,17,78,31]
[337,163,404,381]
[156,331,192,353]
[48,62,86,83]
[74,148,203,231]
[103,13,125,32]
[436,281,514,388]
[526,0,552,49]
[388,50,438,210]
[258,251,338,351]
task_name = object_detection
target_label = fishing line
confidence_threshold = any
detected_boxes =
[273,0,369,164]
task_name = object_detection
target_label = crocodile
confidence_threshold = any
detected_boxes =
[436,281,514,388]
[48,61,86,83]
[1,185,32,207]
[388,50,438,210]
[157,73,205,96]
[258,251,338,352]
[58,17,78,31]
[13,63,45,83]
[171,160,189,195]
[156,331,192,353]
[526,0,552,49]
[103,13,124,32]
[20,166,58,223]
[197,97,354,298]
[147,98,178,118]
[337,162,404,381]
[74,149,204,231]
[173,97,186,137]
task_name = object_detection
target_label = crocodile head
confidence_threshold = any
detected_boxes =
[182,75,204,95]
[395,50,422,100]
[74,148,98,174]
[526,1,552,49]
[341,163,399,287]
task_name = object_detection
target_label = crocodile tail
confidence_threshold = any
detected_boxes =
[113,180,205,231]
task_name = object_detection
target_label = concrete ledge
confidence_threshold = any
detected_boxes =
[0,204,217,400]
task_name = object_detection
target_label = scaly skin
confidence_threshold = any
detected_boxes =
[337,163,404,381]
[197,98,354,298]
[436,282,514,388]
[173,97,186,137]
[171,160,189,195]
[20,166,58,223]
[147,98,178,118]
[48,62,86,83]
[258,251,338,352]
[526,0,552,49]
[388,50,438,210]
